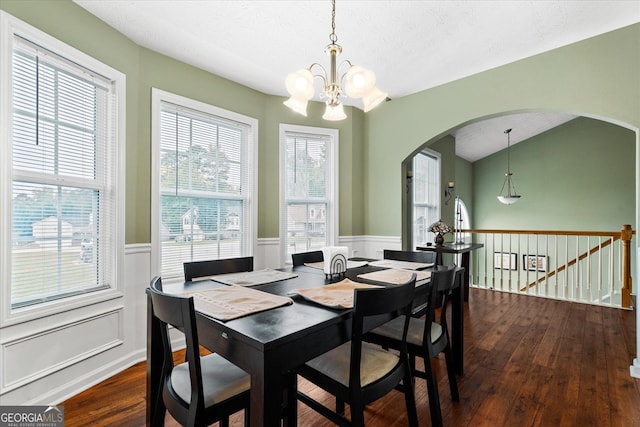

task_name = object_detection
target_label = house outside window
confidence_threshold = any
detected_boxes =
[151,89,257,281]
[280,124,338,263]
[0,11,125,323]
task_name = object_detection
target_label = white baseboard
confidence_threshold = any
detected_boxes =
[31,349,146,406]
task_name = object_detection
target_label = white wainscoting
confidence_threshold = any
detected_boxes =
[2,308,124,393]
[340,235,401,260]
[0,244,151,405]
[0,237,400,405]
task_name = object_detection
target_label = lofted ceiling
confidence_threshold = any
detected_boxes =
[74,0,639,161]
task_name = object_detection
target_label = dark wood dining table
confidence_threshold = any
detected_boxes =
[146,261,465,427]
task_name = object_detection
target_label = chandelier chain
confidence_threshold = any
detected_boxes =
[329,0,337,43]
[505,128,512,174]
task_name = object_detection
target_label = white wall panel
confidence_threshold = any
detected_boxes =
[1,309,123,393]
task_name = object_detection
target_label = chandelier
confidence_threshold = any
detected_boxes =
[497,128,522,205]
[283,0,388,121]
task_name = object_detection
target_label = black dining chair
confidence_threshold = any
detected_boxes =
[383,249,437,265]
[148,276,250,427]
[291,250,324,266]
[183,256,253,282]
[365,265,460,427]
[295,275,419,427]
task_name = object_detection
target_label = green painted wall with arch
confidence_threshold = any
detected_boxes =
[2,1,638,247]
[363,23,639,237]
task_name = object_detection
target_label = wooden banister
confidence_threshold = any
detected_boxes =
[464,228,622,237]
[460,225,635,309]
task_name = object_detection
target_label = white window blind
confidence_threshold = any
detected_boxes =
[283,131,331,259]
[7,33,120,309]
[412,151,440,249]
[158,101,252,280]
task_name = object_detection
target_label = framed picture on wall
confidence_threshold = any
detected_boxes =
[494,252,517,270]
[523,255,548,272]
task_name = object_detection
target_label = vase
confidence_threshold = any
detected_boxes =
[434,233,444,246]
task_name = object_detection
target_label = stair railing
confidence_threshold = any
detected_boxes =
[459,224,635,308]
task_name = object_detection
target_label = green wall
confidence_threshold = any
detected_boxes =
[0,0,364,243]
[453,156,473,226]
[364,23,639,236]
[473,117,635,231]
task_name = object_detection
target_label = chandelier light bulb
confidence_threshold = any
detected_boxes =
[285,69,314,99]
[344,66,376,98]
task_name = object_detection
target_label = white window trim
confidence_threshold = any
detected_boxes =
[411,148,441,249]
[0,11,125,326]
[279,124,339,266]
[150,88,258,280]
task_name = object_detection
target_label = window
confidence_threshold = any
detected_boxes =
[0,11,125,321]
[412,150,440,249]
[280,124,338,263]
[151,89,257,281]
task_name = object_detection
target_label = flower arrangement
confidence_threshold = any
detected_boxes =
[428,219,451,245]
[428,219,452,235]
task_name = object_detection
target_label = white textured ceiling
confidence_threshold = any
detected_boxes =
[74,0,639,161]
[451,112,577,161]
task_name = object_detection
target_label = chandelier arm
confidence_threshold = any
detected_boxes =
[337,60,353,85]
[308,63,328,84]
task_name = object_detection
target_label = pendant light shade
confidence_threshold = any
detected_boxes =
[322,102,347,121]
[497,128,522,205]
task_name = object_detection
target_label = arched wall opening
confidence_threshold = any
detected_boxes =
[400,111,638,265]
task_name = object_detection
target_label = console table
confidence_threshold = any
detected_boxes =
[416,242,483,301]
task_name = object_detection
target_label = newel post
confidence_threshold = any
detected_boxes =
[621,224,633,309]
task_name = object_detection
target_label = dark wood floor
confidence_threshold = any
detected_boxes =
[62,288,640,426]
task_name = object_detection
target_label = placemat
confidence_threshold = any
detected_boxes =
[290,278,381,309]
[367,259,434,270]
[357,268,431,285]
[188,286,293,321]
[208,268,298,287]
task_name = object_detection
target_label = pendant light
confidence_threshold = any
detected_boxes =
[497,128,521,205]
[283,0,387,120]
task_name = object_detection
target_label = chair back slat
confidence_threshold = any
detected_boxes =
[291,250,324,266]
[383,249,436,265]
[184,256,253,281]
[150,276,189,329]
[353,275,416,319]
